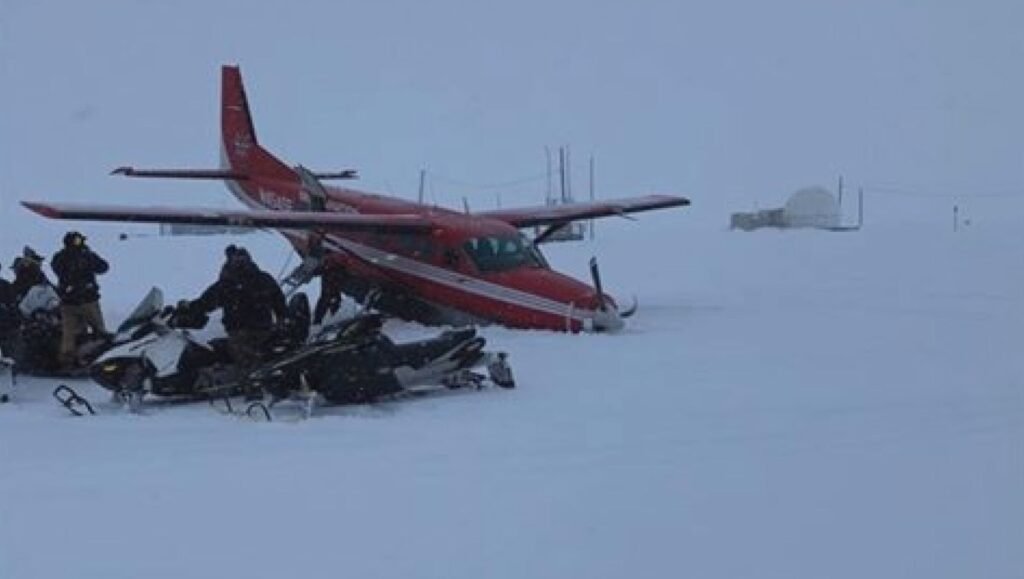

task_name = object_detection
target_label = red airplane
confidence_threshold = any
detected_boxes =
[23,66,689,332]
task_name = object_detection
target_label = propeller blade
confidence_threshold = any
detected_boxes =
[619,296,639,318]
[589,256,607,311]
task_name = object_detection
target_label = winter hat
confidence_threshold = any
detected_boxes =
[22,246,44,263]
[63,231,86,248]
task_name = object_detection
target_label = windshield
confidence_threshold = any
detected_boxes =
[462,234,548,273]
[117,287,164,333]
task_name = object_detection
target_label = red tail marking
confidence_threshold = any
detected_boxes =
[220,66,296,183]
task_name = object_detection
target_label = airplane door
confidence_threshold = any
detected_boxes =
[442,246,474,280]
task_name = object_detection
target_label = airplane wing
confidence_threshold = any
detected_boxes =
[474,194,690,228]
[21,201,433,233]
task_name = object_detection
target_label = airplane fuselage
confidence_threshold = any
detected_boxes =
[227,175,614,332]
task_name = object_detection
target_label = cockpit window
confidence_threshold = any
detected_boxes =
[462,234,548,273]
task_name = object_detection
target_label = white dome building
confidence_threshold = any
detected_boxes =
[783,186,840,229]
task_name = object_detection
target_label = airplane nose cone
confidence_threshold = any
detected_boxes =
[579,293,625,332]
[590,303,625,332]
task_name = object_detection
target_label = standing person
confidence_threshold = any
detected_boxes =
[313,260,347,325]
[50,231,109,368]
[0,264,18,338]
[186,246,288,384]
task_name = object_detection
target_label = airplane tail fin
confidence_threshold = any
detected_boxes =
[220,65,296,183]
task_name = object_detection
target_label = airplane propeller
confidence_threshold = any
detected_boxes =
[588,256,607,311]
[587,256,638,331]
[619,296,638,319]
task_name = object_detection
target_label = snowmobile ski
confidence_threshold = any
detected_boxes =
[52,384,96,416]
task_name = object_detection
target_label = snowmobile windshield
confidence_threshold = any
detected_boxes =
[117,287,164,333]
[462,234,548,273]
[18,284,60,317]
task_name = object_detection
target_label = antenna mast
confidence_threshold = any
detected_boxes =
[545,146,553,205]
[589,155,595,240]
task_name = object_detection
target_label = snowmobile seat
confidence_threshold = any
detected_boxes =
[381,327,481,370]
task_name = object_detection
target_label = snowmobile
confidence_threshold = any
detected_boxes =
[0,283,113,376]
[245,312,515,408]
[85,287,513,416]
[88,287,310,408]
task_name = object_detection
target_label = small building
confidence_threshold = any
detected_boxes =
[730,208,785,231]
[731,186,852,231]
[783,186,840,229]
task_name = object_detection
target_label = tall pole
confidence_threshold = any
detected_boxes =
[417,169,426,205]
[953,204,959,232]
[565,145,572,203]
[589,155,595,240]
[558,147,566,205]
[838,175,844,210]
[857,187,864,229]
[545,146,553,205]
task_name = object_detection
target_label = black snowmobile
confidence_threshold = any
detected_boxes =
[83,288,512,417]
[87,288,310,406]
[246,313,515,408]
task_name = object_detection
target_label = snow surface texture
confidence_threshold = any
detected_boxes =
[0,216,1021,579]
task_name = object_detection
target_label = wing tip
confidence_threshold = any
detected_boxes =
[659,194,691,206]
[21,201,60,219]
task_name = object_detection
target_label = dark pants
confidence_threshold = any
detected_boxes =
[314,272,345,324]
[226,328,271,372]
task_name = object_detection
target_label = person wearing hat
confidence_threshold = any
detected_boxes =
[50,231,109,368]
[185,245,288,386]
[10,246,52,303]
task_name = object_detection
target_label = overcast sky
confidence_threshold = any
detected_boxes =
[2,0,1023,246]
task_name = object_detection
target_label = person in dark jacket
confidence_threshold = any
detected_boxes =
[313,260,347,325]
[10,247,52,303]
[50,231,109,368]
[0,264,18,339]
[188,246,288,374]
[296,234,347,326]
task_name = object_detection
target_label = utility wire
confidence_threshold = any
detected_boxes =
[863,184,1024,199]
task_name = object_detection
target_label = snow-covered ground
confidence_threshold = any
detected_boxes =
[1,214,1021,579]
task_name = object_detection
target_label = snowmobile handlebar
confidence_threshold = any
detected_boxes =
[166,302,209,330]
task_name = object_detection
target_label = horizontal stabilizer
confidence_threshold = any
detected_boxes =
[111,166,358,181]
[111,167,249,180]
[22,201,434,234]
[310,169,359,180]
